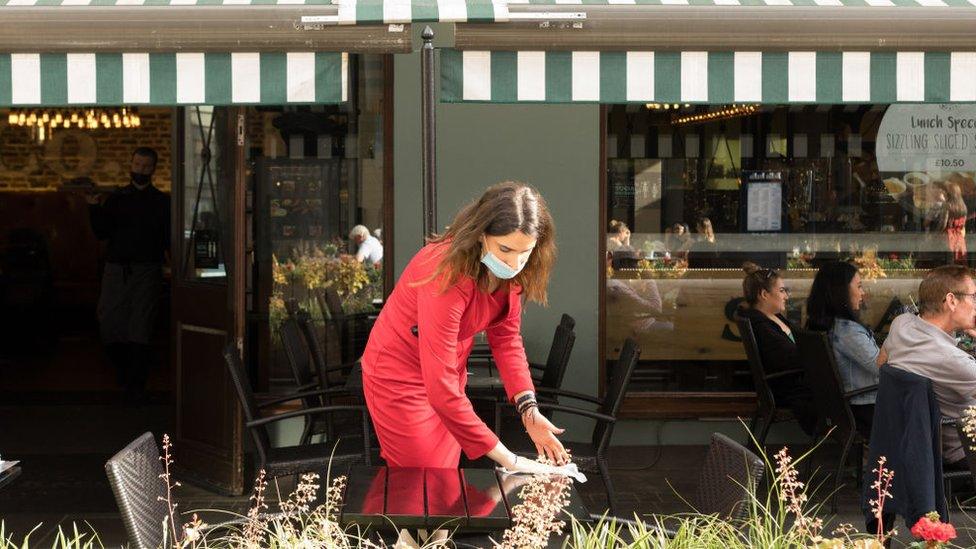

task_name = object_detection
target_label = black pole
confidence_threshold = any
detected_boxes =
[421,25,437,241]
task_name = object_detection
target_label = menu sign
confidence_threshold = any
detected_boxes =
[742,170,783,232]
[877,104,976,173]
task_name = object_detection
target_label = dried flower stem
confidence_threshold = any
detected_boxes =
[157,434,182,548]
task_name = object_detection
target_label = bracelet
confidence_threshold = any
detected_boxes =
[518,402,538,417]
[516,398,537,414]
[515,392,536,407]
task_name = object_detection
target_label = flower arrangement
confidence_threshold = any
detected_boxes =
[634,258,688,279]
[909,512,957,548]
[498,461,571,549]
[269,242,382,328]
[3,432,967,549]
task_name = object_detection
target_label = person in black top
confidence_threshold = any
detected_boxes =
[738,262,817,435]
[87,147,169,403]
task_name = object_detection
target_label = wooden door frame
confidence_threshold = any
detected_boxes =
[171,106,246,495]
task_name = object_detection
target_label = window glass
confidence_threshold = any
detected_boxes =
[605,104,967,393]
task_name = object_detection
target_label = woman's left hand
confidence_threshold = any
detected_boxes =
[522,408,569,465]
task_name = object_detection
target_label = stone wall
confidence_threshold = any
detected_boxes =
[0,108,173,192]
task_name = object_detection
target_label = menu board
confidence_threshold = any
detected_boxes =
[742,170,783,232]
[260,159,343,243]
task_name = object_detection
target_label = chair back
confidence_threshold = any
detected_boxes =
[955,422,976,482]
[794,329,857,441]
[279,315,323,404]
[316,287,345,320]
[294,309,341,389]
[734,313,776,419]
[538,314,576,390]
[864,365,947,524]
[693,432,765,520]
[104,432,169,549]
[593,338,640,450]
[223,344,272,464]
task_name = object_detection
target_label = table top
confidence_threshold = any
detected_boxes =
[340,465,589,530]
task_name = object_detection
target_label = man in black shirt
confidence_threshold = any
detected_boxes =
[88,147,169,403]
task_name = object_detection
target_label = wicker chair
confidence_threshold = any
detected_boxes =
[223,344,372,479]
[105,432,170,549]
[693,432,765,521]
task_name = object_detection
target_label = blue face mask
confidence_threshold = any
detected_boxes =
[481,245,527,280]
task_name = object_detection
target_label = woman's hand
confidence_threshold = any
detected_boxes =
[522,408,569,465]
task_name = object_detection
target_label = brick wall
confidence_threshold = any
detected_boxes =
[0,108,173,192]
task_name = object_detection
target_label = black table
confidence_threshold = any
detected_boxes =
[340,465,589,531]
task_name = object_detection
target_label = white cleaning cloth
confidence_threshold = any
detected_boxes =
[497,457,587,483]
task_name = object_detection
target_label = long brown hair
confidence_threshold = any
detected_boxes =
[423,181,556,305]
[945,182,967,220]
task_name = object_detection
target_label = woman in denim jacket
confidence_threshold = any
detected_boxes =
[806,261,887,438]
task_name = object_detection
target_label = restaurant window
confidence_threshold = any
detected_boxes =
[246,54,388,385]
[604,103,974,416]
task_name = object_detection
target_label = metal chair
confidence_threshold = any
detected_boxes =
[507,338,640,516]
[693,432,765,521]
[314,287,373,366]
[530,313,577,391]
[865,366,963,526]
[795,329,877,513]
[294,308,359,389]
[734,313,804,450]
[282,308,372,449]
[105,432,169,549]
[491,314,577,433]
[223,344,372,479]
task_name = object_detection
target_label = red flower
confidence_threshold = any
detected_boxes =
[911,514,957,543]
[889,253,899,260]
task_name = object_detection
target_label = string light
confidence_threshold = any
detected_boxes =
[670,104,760,126]
[4,107,141,143]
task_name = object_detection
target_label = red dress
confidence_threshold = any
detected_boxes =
[947,216,967,263]
[360,242,535,468]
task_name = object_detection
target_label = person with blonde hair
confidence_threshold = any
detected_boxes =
[737,263,816,435]
[349,224,383,265]
[607,219,633,253]
[360,181,572,474]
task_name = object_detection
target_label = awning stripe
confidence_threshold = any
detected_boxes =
[441,49,976,103]
[0,0,508,21]
[0,0,333,5]
[336,0,508,22]
[507,0,976,5]
[0,52,347,105]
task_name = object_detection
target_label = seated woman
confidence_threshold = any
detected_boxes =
[738,263,817,435]
[806,261,886,439]
[607,219,635,255]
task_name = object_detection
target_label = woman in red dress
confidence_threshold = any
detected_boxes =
[360,181,569,470]
[943,182,968,264]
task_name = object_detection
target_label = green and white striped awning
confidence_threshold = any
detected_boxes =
[336,0,507,23]
[0,52,347,106]
[507,0,975,6]
[0,0,508,23]
[441,50,976,103]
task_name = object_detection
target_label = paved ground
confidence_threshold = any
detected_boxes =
[5,402,972,547]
